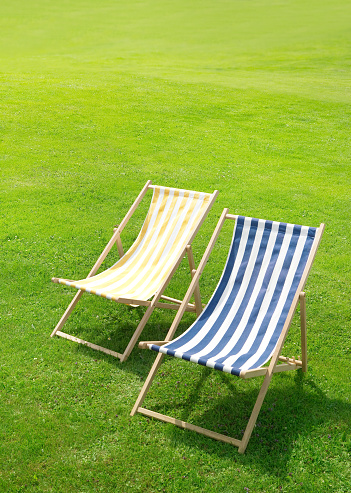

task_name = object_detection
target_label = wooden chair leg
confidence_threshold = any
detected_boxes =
[113,224,124,258]
[238,372,273,453]
[50,290,83,337]
[119,304,156,362]
[191,269,203,317]
[186,245,203,316]
[300,292,307,372]
[131,352,165,415]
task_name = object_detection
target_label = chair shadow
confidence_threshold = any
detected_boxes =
[61,297,195,372]
[53,295,350,475]
[143,363,351,472]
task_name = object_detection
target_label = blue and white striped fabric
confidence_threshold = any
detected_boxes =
[151,216,317,377]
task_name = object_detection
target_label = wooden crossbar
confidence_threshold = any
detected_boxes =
[51,289,196,312]
[138,340,170,349]
[55,331,122,359]
[186,245,203,316]
[148,185,212,196]
[155,302,196,312]
[225,213,238,220]
[278,356,303,366]
[137,407,242,447]
[240,362,299,379]
[160,295,185,305]
[113,224,124,258]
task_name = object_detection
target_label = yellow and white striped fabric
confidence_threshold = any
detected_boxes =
[59,186,212,302]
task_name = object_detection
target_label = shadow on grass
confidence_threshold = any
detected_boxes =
[55,297,195,373]
[53,288,195,353]
[140,363,351,472]
[50,295,351,476]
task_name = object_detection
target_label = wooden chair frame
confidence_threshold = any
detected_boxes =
[51,180,218,362]
[131,209,324,453]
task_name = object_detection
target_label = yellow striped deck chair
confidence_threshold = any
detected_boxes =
[51,181,218,361]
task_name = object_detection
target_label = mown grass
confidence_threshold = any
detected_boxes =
[1,0,351,491]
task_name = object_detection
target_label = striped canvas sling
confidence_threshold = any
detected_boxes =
[58,186,212,301]
[151,215,318,376]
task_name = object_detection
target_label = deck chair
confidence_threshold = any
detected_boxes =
[131,209,324,453]
[51,181,218,362]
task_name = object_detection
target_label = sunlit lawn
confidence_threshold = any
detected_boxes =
[1,0,350,491]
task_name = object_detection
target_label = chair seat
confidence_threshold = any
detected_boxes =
[58,186,212,301]
[150,215,317,377]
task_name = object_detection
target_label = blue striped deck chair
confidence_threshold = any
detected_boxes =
[51,181,218,362]
[132,209,324,453]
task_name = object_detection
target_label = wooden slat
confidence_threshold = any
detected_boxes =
[138,407,242,447]
[160,295,195,307]
[113,225,124,258]
[272,363,299,373]
[278,356,303,366]
[226,213,238,220]
[52,277,75,284]
[186,245,203,316]
[240,362,299,379]
[155,302,196,312]
[108,296,196,312]
[138,340,170,349]
[148,185,212,196]
[55,331,122,359]
[130,353,165,415]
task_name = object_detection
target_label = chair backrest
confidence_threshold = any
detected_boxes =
[77,186,214,301]
[154,215,319,375]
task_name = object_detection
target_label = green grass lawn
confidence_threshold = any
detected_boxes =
[1,0,350,491]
